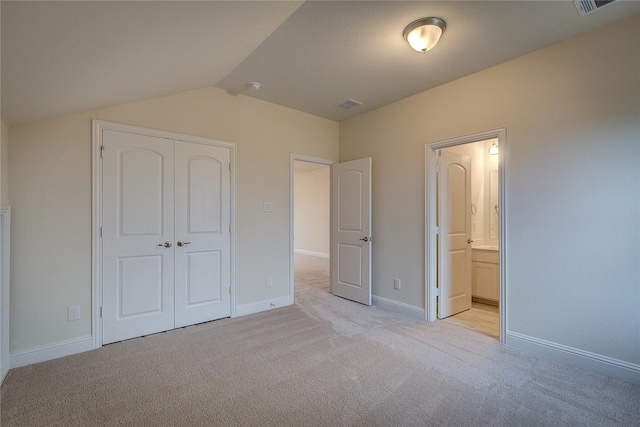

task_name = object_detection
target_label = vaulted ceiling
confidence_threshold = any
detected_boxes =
[2,1,638,125]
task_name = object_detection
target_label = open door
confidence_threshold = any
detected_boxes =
[331,158,372,305]
[438,150,472,318]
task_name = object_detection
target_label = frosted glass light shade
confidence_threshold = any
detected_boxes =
[403,17,446,53]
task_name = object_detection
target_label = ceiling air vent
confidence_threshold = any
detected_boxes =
[335,99,363,110]
[574,0,617,16]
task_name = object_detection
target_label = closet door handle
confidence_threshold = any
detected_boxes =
[157,241,172,248]
[177,240,191,247]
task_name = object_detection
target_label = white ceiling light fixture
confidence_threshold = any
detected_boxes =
[403,17,446,53]
[248,82,261,91]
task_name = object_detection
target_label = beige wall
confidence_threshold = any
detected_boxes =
[294,166,330,256]
[8,87,338,353]
[339,16,640,365]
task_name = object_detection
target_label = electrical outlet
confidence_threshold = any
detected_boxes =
[266,277,273,287]
[393,279,401,290]
[263,202,273,212]
[68,306,80,322]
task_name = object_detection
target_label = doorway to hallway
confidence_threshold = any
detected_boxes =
[290,156,332,300]
[290,155,373,307]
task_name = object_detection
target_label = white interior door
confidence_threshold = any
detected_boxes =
[438,150,472,319]
[174,141,231,327]
[102,130,176,344]
[331,158,372,305]
[102,130,231,344]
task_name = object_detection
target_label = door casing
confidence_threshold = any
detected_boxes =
[92,120,237,349]
[425,128,507,343]
[0,206,10,384]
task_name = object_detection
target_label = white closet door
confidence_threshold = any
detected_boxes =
[174,141,231,327]
[102,130,175,344]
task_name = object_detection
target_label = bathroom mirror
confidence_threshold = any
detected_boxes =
[490,169,499,239]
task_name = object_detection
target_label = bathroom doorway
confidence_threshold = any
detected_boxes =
[440,140,500,340]
[425,129,506,343]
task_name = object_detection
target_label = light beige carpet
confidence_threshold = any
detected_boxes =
[1,254,638,426]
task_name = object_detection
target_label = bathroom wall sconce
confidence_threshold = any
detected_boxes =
[489,141,499,155]
[403,17,446,53]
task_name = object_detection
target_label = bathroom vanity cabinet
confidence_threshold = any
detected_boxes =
[471,248,499,305]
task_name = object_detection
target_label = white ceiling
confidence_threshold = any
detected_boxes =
[2,1,639,126]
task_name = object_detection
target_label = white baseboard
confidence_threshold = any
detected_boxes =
[507,331,640,385]
[1,367,8,385]
[235,295,293,317]
[294,249,329,259]
[372,295,425,320]
[10,335,94,369]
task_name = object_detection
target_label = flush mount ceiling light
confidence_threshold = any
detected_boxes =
[403,17,446,53]
[248,82,261,91]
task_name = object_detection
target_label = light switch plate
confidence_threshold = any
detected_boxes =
[68,306,80,321]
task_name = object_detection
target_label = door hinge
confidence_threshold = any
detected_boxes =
[100,145,105,158]
[229,287,231,295]
[100,307,103,318]
[435,165,440,173]
[435,226,440,235]
[229,163,231,171]
[229,224,231,233]
[100,227,103,238]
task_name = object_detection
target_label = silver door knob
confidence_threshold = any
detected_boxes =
[157,241,172,248]
[177,240,191,247]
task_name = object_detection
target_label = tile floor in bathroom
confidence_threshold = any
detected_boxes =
[444,302,499,340]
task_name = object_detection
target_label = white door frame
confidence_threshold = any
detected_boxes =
[425,128,507,343]
[92,120,237,349]
[289,154,334,301]
[0,206,10,384]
